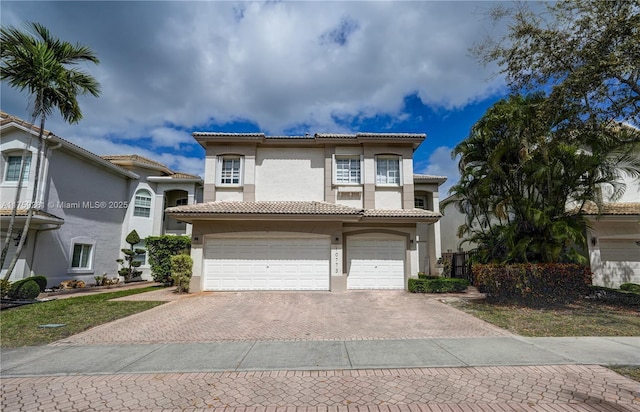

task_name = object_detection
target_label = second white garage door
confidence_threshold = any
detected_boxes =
[204,237,330,291]
[347,236,406,289]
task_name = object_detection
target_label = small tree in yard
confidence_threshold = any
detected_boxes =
[117,230,145,282]
[171,254,192,294]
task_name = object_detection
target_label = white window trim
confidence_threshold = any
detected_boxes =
[68,237,96,274]
[2,151,33,185]
[375,155,403,187]
[133,189,152,218]
[216,155,244,187]
[332,154,363,185]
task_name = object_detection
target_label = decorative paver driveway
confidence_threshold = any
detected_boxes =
[53,291,512,345]
[3,365,639,411]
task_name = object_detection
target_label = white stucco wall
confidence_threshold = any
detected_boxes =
[35,148,130,287]
[255,147,324,201]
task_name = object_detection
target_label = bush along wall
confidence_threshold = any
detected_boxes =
[474,263,592,305]
[146,235,191,284]
[409,277,469,293]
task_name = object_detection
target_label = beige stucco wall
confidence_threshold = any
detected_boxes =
[255,147,325,201]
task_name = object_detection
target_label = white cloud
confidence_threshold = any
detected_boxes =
[0,1,508,173]
[415,146,460,198]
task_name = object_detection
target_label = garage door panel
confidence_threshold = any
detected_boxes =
[204,237,330,291]
[347,237,405,290]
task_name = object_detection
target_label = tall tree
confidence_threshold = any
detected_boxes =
[445,94,640,264]
[473,0,640,135]
[0,22,100,280]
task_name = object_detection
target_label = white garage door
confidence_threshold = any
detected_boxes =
[204,237,330,291]
[347,236,406,289]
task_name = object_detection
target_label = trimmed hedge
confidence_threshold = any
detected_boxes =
[417,273,440,280]
[8,278,41,300]
[474,263,592,305]
[146,235,191,284]
[620,283,640,294]
[30,275,48,292]
[409,277,469,293]
[587,286,640,306]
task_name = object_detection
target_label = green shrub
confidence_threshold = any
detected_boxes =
[620,283,640,294]
[409,277,469,293]
[8,279,41,300]
[588,286,640,306]
[171,254,193,293]
[417,273,440,280]
[474,263,592,305]
[30,275,48,292]
[146,235,191,284]
[1,279,11,298]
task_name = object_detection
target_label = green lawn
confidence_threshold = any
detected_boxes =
[1,286,166,347]
[449,299,640,337]
[609,366,640,383]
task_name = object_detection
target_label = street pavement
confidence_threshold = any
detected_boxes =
[1,289,639,411]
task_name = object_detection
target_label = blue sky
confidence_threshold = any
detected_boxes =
[1,1,510,196]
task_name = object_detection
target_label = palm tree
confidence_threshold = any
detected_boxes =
[1,22,100,280]
[446,94,640,265]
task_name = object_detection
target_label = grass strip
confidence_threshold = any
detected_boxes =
[1,286,166,347]
[449,300,640,337]
[609,366,640,383]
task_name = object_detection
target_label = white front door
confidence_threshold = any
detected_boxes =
[204,236,330,291]
[347,235,406,289]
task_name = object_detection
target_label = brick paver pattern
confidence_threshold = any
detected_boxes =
[53,291,512,345]
[2,365,639,412]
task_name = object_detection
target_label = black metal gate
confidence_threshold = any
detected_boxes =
[442,250,477,285]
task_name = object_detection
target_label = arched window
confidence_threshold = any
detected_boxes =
[133,189,152,217]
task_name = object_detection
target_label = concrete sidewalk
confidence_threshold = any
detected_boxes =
[2,336,639,376]
[2,337,640,412]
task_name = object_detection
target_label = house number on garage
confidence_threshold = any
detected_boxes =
[331,244,342,276]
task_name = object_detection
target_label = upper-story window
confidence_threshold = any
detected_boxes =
[217,155,243,186]
[334,155,362,184]
[4,155,31,182]
[415,196,426,209]
[134,189,152,217]
[175,198,188,206]
[376,156,402,186]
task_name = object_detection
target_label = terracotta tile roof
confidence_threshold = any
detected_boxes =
[1,111,53,135]
[167,201,442,221]
[101,154,167,169]
[315,132,426,139]
[580,202,640,215]
[362,209,441,218]
[102,155,201,180]
[170,172,201,179]
[193,131,426,140]
[413,174,448,183]
[167,201,362,215]
[192,132,265,139]
[0,208,64,222]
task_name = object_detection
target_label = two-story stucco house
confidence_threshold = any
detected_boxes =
[167,132,445,292]
[0,111,202,286]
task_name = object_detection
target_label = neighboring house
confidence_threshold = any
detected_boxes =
[582,178,640,288]
[0,111,202,286]
[439,193,476,254]
[167,132,445,292]
[438,154,640,289]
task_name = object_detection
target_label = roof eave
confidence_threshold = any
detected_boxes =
[147,176,203,184]
[167,213,362,223]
